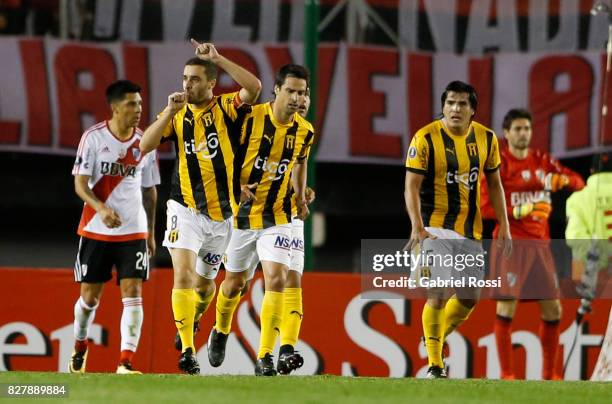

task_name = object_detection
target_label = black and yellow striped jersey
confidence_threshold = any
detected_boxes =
[235,102,314,230]
[405,119,501,240]
[161,92,245,221]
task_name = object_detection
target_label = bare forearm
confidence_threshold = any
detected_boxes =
[215,56,261,103]
[404,173,425,231]
[487,176,509,226]
[292,162,307,199]
[142,186,157,233]
[141,110,174,153]
[405,189,424,231]
[75,177,104,211]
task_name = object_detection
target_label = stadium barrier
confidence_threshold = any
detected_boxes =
[0,267,609,379]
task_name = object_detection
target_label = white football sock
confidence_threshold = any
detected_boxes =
[120,297,143,352]
[73,296,98,341]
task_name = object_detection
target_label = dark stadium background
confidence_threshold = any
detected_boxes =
[0,152,592,272]
[0,0,601,272]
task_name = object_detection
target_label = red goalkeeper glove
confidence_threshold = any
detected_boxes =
[544,173,570,192]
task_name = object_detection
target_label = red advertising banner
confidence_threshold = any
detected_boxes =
[0,267,609,379]
[1,38,612,163]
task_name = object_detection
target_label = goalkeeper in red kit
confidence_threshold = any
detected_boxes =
[481,109,585,380]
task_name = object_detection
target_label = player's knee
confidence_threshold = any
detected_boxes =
[81,295,100,308]
[542,300,562,321]
[266,271,287,292]
[172,264,195,287]
[120,281,142,298]
[496,300,517,318]
[285,270,301,288]
[223,274,246,297]
[196,278,216,297]
[80,284,103,307]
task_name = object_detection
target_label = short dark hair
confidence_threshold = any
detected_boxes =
[274,64,309,89]
[502,108,533,130]
[185,57,217,81]
[441,80,478,111]
[105,80,141,104]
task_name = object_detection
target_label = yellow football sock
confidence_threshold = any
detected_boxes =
[215,283,241,335]
[258,291,284,358]
[194,289,215,323]
[422,303,445,367]
[280,288,303,347]
[172,289,196,352]
[443,296,475,339]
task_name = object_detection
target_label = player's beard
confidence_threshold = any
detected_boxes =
[512,138,529,150]
[186,88,205,104]
[188,94,203,104]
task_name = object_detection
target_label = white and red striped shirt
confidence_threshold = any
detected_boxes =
[72,121,160,242]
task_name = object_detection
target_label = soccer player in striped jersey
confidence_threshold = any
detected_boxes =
[140,40,261,375]
[275,90,315,375]
[405,81,512,378]
[70,80,160,375]
[233,91,315,375]
[207,64,314,376]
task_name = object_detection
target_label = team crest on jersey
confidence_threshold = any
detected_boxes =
[132,147,141,161]
[203,112,213,127]
[521,170,531,181]
[285,134,295,149]
[535,169,545,182]
[168,230,179,243]
[408,146,417,159]
[467,143,478,157]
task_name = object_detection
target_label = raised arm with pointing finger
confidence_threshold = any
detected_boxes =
[140,40,261,154]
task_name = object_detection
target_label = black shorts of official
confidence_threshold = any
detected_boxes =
[74,237,150,284]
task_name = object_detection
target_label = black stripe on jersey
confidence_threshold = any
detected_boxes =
[441,130,460,230]
[233,116,254,208]
[170,140,186,206]
[484,130,498,172]
[420,133,435,226]
[205,120,232,219]
[262,121,300,227]
[237,115,277,229]
[296,130,314,161]
[217,97,249,153]
[183,107,208,214]
[464,129,480,239]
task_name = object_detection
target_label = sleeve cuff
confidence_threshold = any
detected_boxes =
[406,167,427,175]
[484,164,500,173]
[233,92,244,108]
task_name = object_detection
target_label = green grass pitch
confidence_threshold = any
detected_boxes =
[0,372,610,404]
